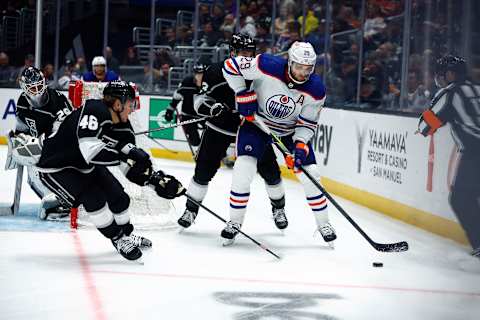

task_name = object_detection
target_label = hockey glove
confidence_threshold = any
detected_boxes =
[126,160,153,186]
[210,103,228,117]
[149,170,186,199]
[164,107,175,122]
[121,143,150,165]
[293,141,309,168]
[11,133,44,166]
[236,89,258,118]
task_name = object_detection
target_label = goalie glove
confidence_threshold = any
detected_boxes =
[149,170,186,199]
[10,132,44,166]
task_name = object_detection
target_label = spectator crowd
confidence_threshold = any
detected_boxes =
[1,0,479,114]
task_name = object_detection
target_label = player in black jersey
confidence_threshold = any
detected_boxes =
[177,34,287,231]
[418,55,480,257]
[164,64,207,148]
[36,81,185,261]
[6,67,74,220]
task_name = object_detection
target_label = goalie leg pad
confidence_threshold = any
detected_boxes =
[229,155,257,224]
[295,164,329,226]
[27,166,52,199]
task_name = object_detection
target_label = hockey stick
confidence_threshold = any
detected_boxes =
[184,194,282,260]
[251,116,409,253]
[135,115,211,135]
[140,133,179,154]
[174,108,197,159]
[0,165,23,216]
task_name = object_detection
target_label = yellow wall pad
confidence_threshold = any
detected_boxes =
[150,148,194,162]
[321,177,469,245]
[0,136,7,145]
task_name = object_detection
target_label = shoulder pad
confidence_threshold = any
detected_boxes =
[296,74,326,101]
[257,54,288,82]
[83,99,111,121]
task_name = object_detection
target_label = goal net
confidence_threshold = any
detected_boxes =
[68,80,178,230]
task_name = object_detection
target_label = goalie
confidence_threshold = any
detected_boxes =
[35,81,185,261]
[6,66,74,220]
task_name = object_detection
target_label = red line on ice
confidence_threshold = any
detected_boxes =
[72,231,107,320]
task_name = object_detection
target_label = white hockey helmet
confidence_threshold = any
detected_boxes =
[92,56,107,67]
[287,41,317,84]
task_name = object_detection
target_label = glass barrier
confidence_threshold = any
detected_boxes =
[1,0,479,115]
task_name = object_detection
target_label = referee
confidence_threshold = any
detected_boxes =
[418,55,480,257]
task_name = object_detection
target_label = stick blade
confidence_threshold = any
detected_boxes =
[374,241,409,252]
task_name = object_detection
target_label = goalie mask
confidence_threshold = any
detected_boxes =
[287,42,317,85]
[19,67,49,107]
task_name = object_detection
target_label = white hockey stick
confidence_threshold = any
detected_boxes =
[0,165,24,216]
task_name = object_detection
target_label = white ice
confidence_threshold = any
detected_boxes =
[0,145,479,320]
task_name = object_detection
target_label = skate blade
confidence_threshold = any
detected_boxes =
[222,238,236,246]
[326,241,335,249]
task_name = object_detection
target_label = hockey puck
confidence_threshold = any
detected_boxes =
[372,262,383,267]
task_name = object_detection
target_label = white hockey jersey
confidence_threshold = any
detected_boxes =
[222,53,326,143]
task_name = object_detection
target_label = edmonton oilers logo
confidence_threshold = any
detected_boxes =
[265,94,296,119]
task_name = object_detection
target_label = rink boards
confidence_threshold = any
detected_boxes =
[0,88,467,244]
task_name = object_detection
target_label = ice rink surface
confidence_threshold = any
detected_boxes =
[0,146,479,320]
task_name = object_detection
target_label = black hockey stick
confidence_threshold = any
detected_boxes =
[252,116,409,253]
[184,194,282,260]
[140,133,179,154]
[174,107,197,160]
[135,115,211,135]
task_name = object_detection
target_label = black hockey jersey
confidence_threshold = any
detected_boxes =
[196,62,242,136]
[37,99,135,172]
[171,76,199,116]
[15,88,73,137]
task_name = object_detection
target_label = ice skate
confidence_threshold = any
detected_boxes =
[177,208,198,228]
[272,207,288,230]
[221,221,241,246]
[112,235,143,261]
[129,234,152,249]
[39,205,70,220]
[318,223,337,248]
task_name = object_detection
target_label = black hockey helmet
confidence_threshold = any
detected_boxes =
[193,64,207,74]
[19,66,48,107]
[229,33,256,56]
[103,81,136,112]
[435,54,467,80]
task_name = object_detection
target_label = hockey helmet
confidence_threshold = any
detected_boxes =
[229,33,256,56]
[92,56,107,67]
[103,80,136,109]
[19,66,48,107]
[287,41,317,84]
[193,64,207,74]
[434,54,467,84]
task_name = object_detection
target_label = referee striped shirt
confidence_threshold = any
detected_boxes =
[418,80,480,151]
